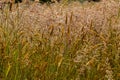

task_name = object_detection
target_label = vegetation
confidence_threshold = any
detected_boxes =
[0,0,120,80]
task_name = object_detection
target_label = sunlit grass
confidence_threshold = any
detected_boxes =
[0,0,120,80]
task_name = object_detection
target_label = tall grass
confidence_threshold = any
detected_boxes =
[0,0,120,80]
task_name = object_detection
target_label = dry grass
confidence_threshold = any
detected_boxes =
[0,0,120,80]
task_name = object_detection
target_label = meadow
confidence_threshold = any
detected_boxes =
[0,0,120,80]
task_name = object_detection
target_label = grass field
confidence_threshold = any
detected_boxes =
[0,0,120,80]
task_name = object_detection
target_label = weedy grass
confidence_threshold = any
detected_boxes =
[0,0,120,80]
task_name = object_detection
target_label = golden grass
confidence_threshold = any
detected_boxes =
[0,0,120,80]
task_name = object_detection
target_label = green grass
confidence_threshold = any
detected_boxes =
[0,0,120,80]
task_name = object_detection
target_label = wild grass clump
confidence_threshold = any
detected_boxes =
[0,0,120,80]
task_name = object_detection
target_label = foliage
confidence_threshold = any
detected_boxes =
[0,0,120,80]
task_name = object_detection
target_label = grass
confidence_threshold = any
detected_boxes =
[0,0,120,80]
